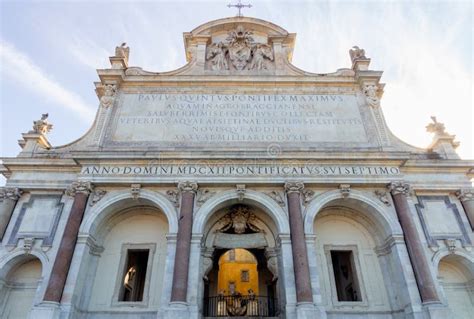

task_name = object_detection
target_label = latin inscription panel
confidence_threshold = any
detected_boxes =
[109,93,370,147]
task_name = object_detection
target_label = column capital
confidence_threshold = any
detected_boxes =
[387,181,411,196]
[178,181,198,194]
[456,189,474,202]
[0,187,23,201]
[284,181,304,194]
[65,181,93,197]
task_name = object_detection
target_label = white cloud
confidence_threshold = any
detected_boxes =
[0,40,95,122]
[68,35,111,70]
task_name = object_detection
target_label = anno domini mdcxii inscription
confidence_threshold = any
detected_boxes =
[109,93,370,147]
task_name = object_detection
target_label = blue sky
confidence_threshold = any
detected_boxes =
[1,0,472,176]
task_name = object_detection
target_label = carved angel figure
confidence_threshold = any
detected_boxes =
[349,46,366,62]
[206,42,228,71]
[32,113,53,134]
[249,44,274,70]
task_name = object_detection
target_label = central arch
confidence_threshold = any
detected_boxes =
[193,189,290,235]
[191,190,293,318]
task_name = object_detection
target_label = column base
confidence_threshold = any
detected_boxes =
[422,302,450,319]
[29,301,61,319]
[158,301,192,319]
[296,302,324,319]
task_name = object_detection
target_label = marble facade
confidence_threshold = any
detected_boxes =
[0,17,473,319]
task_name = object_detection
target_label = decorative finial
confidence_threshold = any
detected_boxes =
[114,42,129,62]
[32,113,53,135]
[228,0,252,17]
[426,116,447,136]
[349,46,367,63]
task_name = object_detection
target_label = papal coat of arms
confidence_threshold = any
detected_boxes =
[206,25,274,71]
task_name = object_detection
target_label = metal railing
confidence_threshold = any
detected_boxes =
[203,295,278,317]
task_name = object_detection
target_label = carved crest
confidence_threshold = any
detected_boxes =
[217,205,260,234]
[205,25,274,71]
[227,25,254,70]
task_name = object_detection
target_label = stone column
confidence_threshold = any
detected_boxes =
[44,181,92,302]
[284,182,313,303]
[456,189,474,230]
[388,182,440,303]
[170,181,197,303]
[0,187,22,240]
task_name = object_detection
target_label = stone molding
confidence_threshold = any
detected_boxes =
[456,189,474,202]
[284,182,304,194]
[0,187,22,202]
[177,181,198,193]
[65,181,93,197]
[7,194,64,247]
[387,181,411,196]
[414,195,471,247]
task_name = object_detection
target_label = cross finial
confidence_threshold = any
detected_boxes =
[228,0,252,17]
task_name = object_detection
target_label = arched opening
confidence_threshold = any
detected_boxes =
[0,257,42,319]
[437,254,474,319]
[202,204,279,317]
[84,205,169,316]
[313,204,394,316]
[218,249,259,296]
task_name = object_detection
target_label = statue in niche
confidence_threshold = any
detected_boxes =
[217,205,260,234]
[206,42,229,71]
[249,43,274,70]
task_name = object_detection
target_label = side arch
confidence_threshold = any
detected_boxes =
[303,189,402,237]
[432,249,474,271]
[80,188,179,235]
[0,249,48,280]
[193,189,290,234]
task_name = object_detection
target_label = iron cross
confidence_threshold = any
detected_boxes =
[227,0,252,17]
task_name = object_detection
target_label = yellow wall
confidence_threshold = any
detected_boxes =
[217,249,259,295]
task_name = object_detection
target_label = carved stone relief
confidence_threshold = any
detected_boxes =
[217,205,260,234]
[339,184,351,199]
[130,184,141,200]
[100,84,117,108]
[266,190,285,207]
[165,190,180,208]
[205,25,274,72]
[196,189,216,207]
[363,84,380,108]
[374,190,391,206]
[89,189,107,206]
